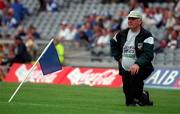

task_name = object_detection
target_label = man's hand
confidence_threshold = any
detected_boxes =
[128,64,140,75]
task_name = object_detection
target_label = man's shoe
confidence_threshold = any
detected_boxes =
[127,103,140,107]
[143,91,153,106]
[146,100,153,106]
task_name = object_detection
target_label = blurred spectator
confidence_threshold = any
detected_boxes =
[0,22,2,38]
[26,25,41,39]
[65,24,77,41]
[86,12,97,26]
[0,0,24,37]
[167,30,179,50]
[165,10,176,28]
[38,0,46,12]
[14,25,41,40]
[175,0,180,12]
[25,38,38,60]
[177,31,180,48]
[91,28,110,60]
[120,11,129,30]
[2,43,13,58]
[57,21,69,42]
[154,7,163,28]
[74,21,96,48]
[111,18,121,31]
[0,44,4,81]
[174,16,180,31]
[138,0,150,8]
[128,0,143,12]
[142,8,157,28]
[0,0,5,10]
[154,39,167,53]
[10,0,29,22]
[2,8,18,28]
[0,0,10,13]
[0,36,31,66]
[46,0,58,12]
[54,39,64,64]
[0,66,5,81]
[74,29,89,48]
[57,23,77,44]
[82,22,94,43]
[0,44,3,60]
[15,25,26,39]
[103,16,112,30]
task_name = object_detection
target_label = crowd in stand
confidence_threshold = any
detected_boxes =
[56,0,180,56]
[0,0,180,68]
[0,0,29,36]
[0,0,59,37]
[38,0,59,13]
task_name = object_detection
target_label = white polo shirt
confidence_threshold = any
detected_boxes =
[121,29,140,71]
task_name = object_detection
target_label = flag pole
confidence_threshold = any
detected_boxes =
[8,38,54,103]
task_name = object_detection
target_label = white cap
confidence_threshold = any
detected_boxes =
[128,10,142,19]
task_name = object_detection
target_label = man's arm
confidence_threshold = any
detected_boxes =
[110,33,122,62]
[135,37,154,68]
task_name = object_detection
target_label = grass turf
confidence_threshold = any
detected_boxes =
[0,82,180,114]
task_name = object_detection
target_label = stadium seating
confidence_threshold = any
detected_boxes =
[1,0,179,68]
[19,1,130,40]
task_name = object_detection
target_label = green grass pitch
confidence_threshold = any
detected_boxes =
[0,82,180,114]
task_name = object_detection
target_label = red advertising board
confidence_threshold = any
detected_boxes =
[4,63,123,88]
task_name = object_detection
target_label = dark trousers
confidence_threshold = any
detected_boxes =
[121,68,151,105]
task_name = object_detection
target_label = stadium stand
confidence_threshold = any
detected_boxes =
[0,0,180,77]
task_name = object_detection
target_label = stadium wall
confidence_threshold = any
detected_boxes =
[4,63,180,89]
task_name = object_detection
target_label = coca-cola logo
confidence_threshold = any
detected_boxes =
[15,64,58,83]
[67,68,119,86]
